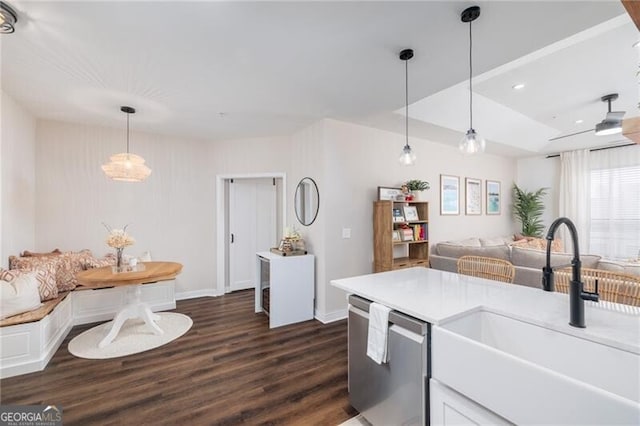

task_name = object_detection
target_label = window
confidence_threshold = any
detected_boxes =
[590,164,640,260]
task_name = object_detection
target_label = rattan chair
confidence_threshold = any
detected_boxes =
[456,255,516,284]
[554,267,640,307]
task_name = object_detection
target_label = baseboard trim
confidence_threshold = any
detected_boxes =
[314,308,348,324]
[175,289,221,300]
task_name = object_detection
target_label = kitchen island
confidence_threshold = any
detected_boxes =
[332,267,640,425]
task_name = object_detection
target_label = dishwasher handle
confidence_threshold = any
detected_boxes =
[348,294,428,336]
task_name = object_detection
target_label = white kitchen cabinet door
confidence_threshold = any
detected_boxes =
[430,379,512,426]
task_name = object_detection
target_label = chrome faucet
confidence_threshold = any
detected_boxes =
[542,217,599,328]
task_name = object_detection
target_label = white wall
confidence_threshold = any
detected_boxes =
[1,91,36,267]
[290,121,326,317]
[516,155,560,233]
[21,112,520,320]
[293,119,518,318]
[34,119,290,296]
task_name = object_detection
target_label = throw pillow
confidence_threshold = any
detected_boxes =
[0,274,42,319]
[20,249,62,257]
[510,237,563,253]
[55,250,94,291]
[83,254,116,269]
[0,267,58,302]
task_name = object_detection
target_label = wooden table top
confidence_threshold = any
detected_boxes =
[76,261,183,288]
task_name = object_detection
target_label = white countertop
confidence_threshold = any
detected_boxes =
[331,267,640,354]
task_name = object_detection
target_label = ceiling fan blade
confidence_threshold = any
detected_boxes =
[605,111,625,122]
[548,128,595,142]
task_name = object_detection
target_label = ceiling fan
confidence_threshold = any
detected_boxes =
[549,93,625,142]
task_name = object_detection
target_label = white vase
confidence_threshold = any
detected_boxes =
[411,191,421,201]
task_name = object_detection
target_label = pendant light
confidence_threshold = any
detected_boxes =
[459,6,485,155]
[0,2,18,34]
[101,106,152,182]
[399,48,416,166]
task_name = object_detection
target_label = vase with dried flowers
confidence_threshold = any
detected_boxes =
[103,223,135,272]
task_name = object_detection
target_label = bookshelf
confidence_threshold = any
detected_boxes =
[373,200,429,272]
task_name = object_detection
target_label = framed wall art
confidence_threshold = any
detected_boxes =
[378,186,402,201]
[465,178,482,215]
[440,174,460,215]
[486,180,501,215]
[403,205,419,221]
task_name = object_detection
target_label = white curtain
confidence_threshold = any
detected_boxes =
[589,145,640,260]
[559,149,591,254]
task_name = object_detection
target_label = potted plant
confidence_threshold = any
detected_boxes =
[405,179,430,201]
[512,184,548,237]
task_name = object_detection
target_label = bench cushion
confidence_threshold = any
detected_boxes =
[0,292,69,327]
[0,274,42,319]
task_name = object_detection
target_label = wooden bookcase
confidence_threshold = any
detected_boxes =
[373,200,429,272]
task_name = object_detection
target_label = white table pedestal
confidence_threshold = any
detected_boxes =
[98,284,164,348]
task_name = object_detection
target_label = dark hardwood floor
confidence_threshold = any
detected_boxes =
[0,290,357,425]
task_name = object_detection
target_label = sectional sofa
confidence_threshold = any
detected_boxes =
[429,236,640,289]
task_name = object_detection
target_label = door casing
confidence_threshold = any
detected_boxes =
[216,173,286,296]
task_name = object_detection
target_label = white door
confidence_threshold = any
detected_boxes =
[228,178,277,292]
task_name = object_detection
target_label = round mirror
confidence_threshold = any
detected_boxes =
[295,177,319,226]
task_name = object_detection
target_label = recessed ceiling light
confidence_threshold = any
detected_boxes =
[633,40,640,48]
[575,119,584,124]
[512,83,525,90]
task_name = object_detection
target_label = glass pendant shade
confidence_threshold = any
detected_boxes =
[398,48,415,166]
[399,144,416,166]
[458,129,486,155]
[101,153,152,182]
[460,6,485,155]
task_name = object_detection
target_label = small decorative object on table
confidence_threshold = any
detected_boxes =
[405,179,430,201]
[272,226,308,256]
[103,223,136,273]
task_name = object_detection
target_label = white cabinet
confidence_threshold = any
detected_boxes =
[255,251,314,328]
[430,379,511,426]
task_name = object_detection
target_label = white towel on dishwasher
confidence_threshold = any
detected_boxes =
[367,302,392,364]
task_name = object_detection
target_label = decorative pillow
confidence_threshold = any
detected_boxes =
[597,260,640,277]
[83,254,116,269]
[54,250,94,291]
[0,274,42,319]
[0,267,58,301]
[510,237,563,253]
[20,249,62,257]
[436,244,510,261]
[10,250,93,292]
[511,246,601,270]
[479,236,513,247]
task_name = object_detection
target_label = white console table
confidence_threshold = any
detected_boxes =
[255,251,315,328]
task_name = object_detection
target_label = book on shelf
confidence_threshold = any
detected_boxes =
[408,224,428,241]
[392,208,405,222]
[401,228,414,241]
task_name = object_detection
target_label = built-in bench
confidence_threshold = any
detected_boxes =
[0,280,176,378]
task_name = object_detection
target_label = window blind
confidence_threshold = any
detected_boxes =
[590,164,640,260]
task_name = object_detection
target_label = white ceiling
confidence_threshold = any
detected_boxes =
[1,1,635,157]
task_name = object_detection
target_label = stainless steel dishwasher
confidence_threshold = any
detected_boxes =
[348,294,430,425]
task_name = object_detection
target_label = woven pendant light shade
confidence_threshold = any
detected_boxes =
[101,153,151,182]
[102,106,151,182]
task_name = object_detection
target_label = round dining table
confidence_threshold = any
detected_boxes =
[75,261,183,348]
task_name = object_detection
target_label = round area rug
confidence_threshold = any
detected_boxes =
[68,313,192,359]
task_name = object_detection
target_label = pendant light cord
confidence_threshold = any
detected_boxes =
[126,112,130,154]
[405,56,409,148]
[469,19,473,130]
